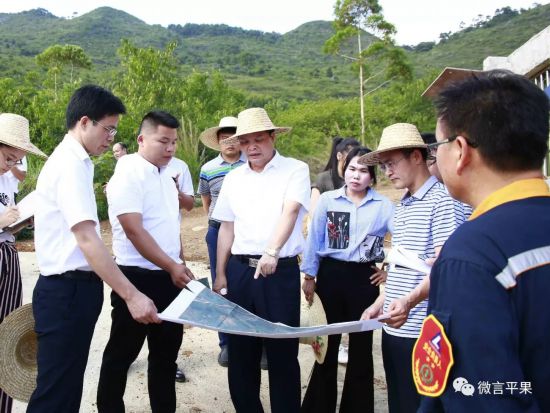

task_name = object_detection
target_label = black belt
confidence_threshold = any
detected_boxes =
[208,219,221,229]
[48,270,101,282]
[322,257,376,267]
[233,254,298,268]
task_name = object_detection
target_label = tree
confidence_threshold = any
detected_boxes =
[35,45,92,98]
[324,0,412,141]
[112,40,246,184]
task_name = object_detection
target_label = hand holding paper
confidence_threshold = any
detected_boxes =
[0,191,37,234]
[384,245,432,275]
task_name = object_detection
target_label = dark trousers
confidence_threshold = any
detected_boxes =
[96,267,183,413]
[301,258,379,413]
[382,331,420,413]
[27,273,104,413]
[226,255,301,413]
[205,223,227,347]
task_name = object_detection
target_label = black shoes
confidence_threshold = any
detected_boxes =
[175,366,187,383]
[218,345,229,367]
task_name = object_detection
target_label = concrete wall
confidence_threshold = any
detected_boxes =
[483,25,550,77]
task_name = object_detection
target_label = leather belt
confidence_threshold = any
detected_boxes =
[233,255,298,268]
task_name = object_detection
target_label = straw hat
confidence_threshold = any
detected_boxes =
[199,117,238,151]
[0,304,37,402]
[299,292,328,364]
[422,67,481,98]
[359,123,426,166]
[0,113,47,158]
[231,108,291,139]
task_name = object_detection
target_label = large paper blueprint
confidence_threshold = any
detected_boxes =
[159,280,385,338]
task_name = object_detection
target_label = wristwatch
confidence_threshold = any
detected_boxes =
[264,247,280,258]
[303,275,315,281]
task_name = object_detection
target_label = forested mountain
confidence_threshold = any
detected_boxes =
[0,4,549,100]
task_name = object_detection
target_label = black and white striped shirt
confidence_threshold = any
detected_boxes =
[384,176,458,338]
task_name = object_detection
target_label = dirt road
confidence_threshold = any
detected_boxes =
[13,191,401,412]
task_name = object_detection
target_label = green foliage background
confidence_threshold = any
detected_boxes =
[0,4,548,220]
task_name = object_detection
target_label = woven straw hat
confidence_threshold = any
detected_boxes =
[199,116,239,151]
[0,113,47,158]
[299,292,328,364]
[359,123,426,166]
[0,304,37,402]
[232,108,291,139]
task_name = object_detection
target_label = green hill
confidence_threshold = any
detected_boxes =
[0,4,549,100]
[406,5,550,74]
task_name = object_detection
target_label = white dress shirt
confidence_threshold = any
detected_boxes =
[212,151,310,257]
[107,153,182,270]
[166,157,194,195]
[35,134,99,275]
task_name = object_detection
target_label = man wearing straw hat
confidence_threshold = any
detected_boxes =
[415,71,550,411]
[360,123,458,413]
[198,116,245,367]
[212,107,310,412]
[0,113,47,413]
[28,85,160,413]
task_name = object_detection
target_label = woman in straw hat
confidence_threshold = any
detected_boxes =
[0,113,46,413]
[301,146,393,413]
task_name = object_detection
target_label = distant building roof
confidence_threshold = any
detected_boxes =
[422,67,482,98]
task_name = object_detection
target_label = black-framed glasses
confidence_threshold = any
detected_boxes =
[93,120,118,137]
[427,135,478,154]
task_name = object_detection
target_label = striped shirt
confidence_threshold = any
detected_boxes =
[384,175,458,338]
[198,153,246,219]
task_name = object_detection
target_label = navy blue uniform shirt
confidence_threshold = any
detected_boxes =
[420,179,550,413]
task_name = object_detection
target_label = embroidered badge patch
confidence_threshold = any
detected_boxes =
[412,314,454,397]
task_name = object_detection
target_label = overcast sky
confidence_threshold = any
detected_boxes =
[0,0,543,45]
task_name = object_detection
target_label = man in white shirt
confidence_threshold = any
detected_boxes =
[166,156,195,212]
[29,85,159,413]
[112,141,128,161]
[212,107,310,413]
[97,110,194,413]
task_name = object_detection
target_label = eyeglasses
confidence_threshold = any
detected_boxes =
[0,150,23,167]
[380,156,406,173]
[427,135,478,153]
[93,120,118,137]
[5,158,22,167]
